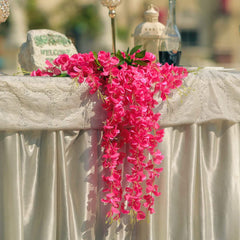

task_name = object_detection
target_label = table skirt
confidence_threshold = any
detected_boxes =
[0,121,239,240]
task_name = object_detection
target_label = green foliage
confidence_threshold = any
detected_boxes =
[115,46,149,67]
[93,46,149,68]
[26,0,50,29]
[0,19,9,36]
[64,4,102,38]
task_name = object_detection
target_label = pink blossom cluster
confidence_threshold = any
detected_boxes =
[31,51,188,221]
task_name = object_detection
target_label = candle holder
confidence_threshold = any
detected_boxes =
[0,0,10,24]
[99,0,121,54]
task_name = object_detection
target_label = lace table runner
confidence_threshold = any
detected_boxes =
[0,68,239,130]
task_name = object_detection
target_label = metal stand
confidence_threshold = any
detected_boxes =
[109,8,117,55]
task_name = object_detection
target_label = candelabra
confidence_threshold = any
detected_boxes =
[0,0,10,24]
[99,0,122,54]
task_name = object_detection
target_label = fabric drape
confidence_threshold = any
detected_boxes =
[0,68,240,239]
[0,122,239,240]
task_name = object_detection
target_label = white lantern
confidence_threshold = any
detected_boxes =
[133,5,165,61]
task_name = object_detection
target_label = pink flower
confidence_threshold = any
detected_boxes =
[137,211,146,220]
[143,51,156,62]
[153,150,164,164]
[53,54,70,71]
[31,69,45,76]
[30,50,188,222]
[98,51,119,70]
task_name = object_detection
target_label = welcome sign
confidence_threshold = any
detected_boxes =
[18,29,77,72]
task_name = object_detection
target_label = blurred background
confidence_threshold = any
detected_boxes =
[0,0,239,74]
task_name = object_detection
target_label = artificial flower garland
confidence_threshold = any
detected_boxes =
[31,47,188,221]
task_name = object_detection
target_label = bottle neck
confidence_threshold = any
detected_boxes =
[167,0,176,25]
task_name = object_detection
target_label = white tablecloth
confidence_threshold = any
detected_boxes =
[1,68,240,130]
[0,68,239,240]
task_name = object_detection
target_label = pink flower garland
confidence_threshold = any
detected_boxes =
[31,50,188,221]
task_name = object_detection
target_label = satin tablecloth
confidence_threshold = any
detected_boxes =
[0,68,239,240]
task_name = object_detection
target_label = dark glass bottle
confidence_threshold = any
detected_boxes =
[159,0,181,66]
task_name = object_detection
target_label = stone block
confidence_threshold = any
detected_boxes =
[18,29,77,72]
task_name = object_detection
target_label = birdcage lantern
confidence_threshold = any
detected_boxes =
[133,4,165,60]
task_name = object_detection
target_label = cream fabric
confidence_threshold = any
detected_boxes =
[0,68,240,240]
[0,76,106,130]
[0,68,240,130]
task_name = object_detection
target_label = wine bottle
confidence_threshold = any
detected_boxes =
[159,0,181,66]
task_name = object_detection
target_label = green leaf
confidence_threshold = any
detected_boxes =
[134,60,149,66]
[116,50,125,61]
[116,50,122,57]
[93,51,101,67]
[54,73,69,77]
[130,45,142,55]
[118,60,125,66]
[93,51,98,59]
[118,54,125,61]
[135,50,146,59]
[126,47,130,54]
[123,58,130,65]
